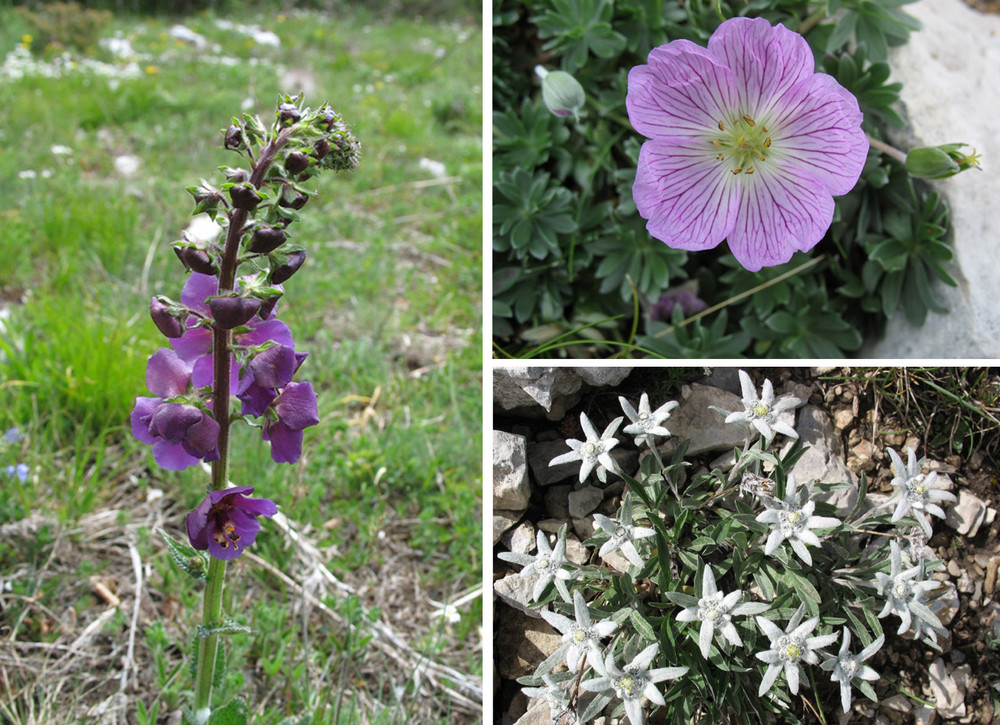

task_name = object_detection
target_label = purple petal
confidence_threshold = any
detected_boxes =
[706,17,814,120]
[152,439,200,470]
[131,397,160,444]
[238,318,293,348]
[264,420,304,463]
[627,40,737,140]
[171,326,212,364]
[274,382,319,431]
[183,411,220,456]
[725,163,835,271]
[148,403,203,444]
[237,375,277,417]
[635,140,739,251]
[186,499,212,550]
[249,344,298,389]
[233,493,278,518]
[146,348,191,398]
[180,272,218,315]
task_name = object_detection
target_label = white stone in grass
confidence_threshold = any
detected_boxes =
[419,158,447,178]
[114,155,140,177]
[865,0,1000,357]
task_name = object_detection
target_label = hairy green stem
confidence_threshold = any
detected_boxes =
[193,124,294,716]
[867,134,907,164]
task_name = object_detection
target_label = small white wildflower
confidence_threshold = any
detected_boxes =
[497,529,575,602]
[755,604,837,696]
[50,145,73,156]
[593,496,655,569]
[549,412,622,483]
[540,590,618,671]
[618,392,678,448]
[820,627,883,713]
[887,447,956,537]
[724,370,800,443]
[873,540,941,636]
[670,565,769,659]
[755,475,840,566]
[114,154,141,177]
[581,644,688,725]
[522,674,574,722]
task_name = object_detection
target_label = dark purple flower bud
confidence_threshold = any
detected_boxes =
[150,296,185,339]
[224,124,243,150]
[209,295,262,329]
[278,189,309,210]
[148,403,206,444]
[182,412,220,457]
[285,151,310,175]
[186,486,277,561]
[270,249,306,285]
[313,138,331,160]
[278,102,301,125]
[248,226,287,254]
[257,293,282,320]
[318,107,342,131]
[173,245,218,276]
[263,381,319,464]
[651,289,708,323]
[229,183,262,211]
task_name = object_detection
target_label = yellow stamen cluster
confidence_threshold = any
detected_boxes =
[712,114,773,176]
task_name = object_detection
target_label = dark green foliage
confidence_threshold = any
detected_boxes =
[493,0,954,358]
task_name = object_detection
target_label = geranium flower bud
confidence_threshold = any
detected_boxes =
[224,124,243,150]
[270,249,306,284]
[186,486,277,561]
[173,245,218,275]
[150,296,185,338]
[905,143,982,179]
[229,183,262,211]
[537,66,586,119]
[248,226,287,254]
[209,294,262,329]
[285,151,310,175]
[278,102,301,125]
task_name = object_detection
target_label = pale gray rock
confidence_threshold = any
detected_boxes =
[783,405,858,514]
[494,572,543,618]
[931,579,960,627]
[575,368,632,387]
[568,485,604,519]
[529,439,581,486]
[494,510,522,545]
[943,489,988,537]
[513,700,556,725]
[495,604,563,677]
[927,658,968,719]
[493,367,584,418]
[495,430,531,510]
[502,521,538,555]
[660,384,752,456]
[865,0,1000,357]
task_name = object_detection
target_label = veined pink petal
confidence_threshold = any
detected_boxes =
[726,163,835,271]
[627,41,737,140]
[707,17,815,119]
[635,140,740,250]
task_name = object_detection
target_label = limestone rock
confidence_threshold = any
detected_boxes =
[494,510,522,545]
[495,430,531,510]
[568,485,604,519]
[928,658,968,719]
[866,0,1000,357]
[529,439,582,486]
[944,489,988,536]
[495,604,563,678]
[784,405,858,514]
[493,367,584,419]
[575,368,632,387]
[660,384,752,456]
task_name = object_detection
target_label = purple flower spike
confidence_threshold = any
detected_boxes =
[263,381,319,463]
[626,17,868,271]
[236,345,306,417]
[186,486,278,561]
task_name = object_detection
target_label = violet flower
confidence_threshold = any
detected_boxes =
[236,343,308,417]
[131,348,219,470]
[626,17,868,271]
[186,485,277,561]
[262,381,320,463]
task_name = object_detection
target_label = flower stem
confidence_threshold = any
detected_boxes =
[193,124,294,714]
[798,6,827,36]
[867,134,907,164]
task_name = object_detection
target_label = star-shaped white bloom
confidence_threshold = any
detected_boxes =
[820,627,883,713]
[755,475,841,566]
[593,496,656,569]
[549,412,623,483]
[540,590,619,671]
[497,529,576,602]
[669,565,769,659]
[581,644,688,725]
[873,540,941,636]
[755,605,837,697]
[887,447,956,537]
[724,370,800,443]
[522,674,573,721]
[619,393,679,448]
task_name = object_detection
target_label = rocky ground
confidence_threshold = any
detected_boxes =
[493,367,1000,724]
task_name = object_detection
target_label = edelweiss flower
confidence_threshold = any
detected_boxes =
[540,590,618,671]
[669,565,769,658]
[497,529,576,602]
[626,17,868,271]
[522,674,573,722]
[549,412,622,483]
[756,475,840,566]
[619,393,679,447]
[581,644,688,725]
[820,627,883,713]
[755,605,837,696]
[725,370,800,443]
[593,495,656,569]
[874,540,941,636]
[887,447,956,537]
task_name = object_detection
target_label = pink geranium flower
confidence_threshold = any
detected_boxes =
[626,17,868,271]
